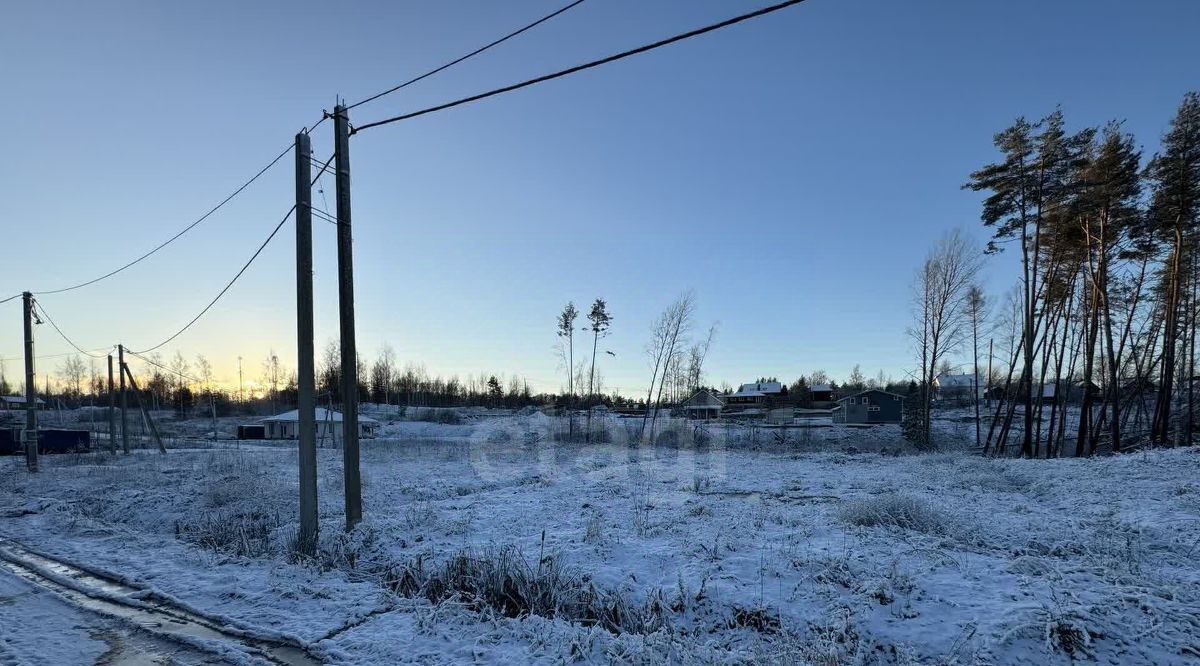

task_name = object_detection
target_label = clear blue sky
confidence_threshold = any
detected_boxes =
[2,0,1197,395]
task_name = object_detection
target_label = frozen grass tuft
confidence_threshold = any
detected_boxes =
[175,508,284,558]
[838,493,949,534]
[380,545,669,634]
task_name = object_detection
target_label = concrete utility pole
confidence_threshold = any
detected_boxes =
[333,104,362,530]
[22,292,38,472]
[119,344,129,454]
[107,354,116,454]
[295,131,319,553]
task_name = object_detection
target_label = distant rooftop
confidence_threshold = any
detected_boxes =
[935,373,979,387]
[732,381,783,396]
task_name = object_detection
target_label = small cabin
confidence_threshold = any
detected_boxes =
[1,396,46,411]
[681,389,723,420]
[260,408,379,440]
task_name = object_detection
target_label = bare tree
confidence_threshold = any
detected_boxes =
[685,324,718,394]
[370,343,397,405]
[169,351,192,417]
[909,230,981,448]
[262,350,281,415]
[58,355,87,403]
[640,291,695,442]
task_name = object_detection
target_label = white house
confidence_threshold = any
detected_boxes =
[724,381,784,406]
[261,408,379,440]
[1,396,45,410]
[933,374,983,401]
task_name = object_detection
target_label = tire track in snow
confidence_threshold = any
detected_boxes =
[0,538,321,666]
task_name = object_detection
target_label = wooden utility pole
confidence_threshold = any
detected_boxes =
[118,344,129,454]
[333,104,362,530]
[22,292,38,472]
[107,354,116,454]
[121,363,166,453]
[295,131,319,553]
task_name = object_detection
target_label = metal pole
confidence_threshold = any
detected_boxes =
[295,131,319,553]
[107,355,116,454]
[22,292,38,472]
[333,104,362,530]
[119,344,129,454]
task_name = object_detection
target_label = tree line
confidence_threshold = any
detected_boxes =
[909,92,1199,456]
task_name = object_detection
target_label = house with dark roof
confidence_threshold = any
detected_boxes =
[809,383,835,405]
[832,389,904,424]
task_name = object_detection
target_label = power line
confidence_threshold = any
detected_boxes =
[0,349,113,363]
[34,141,295,296]
[312,208,338,225]
[345,0,589,112]
[0,294,20,306]
[125,349,203,385]
[128,204,297,355]
[31,299,113,359]
[16,2,584,299]
[353,0,808,134]
[13,151,333,363]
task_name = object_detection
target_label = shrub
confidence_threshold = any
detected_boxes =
[405,408,463,424]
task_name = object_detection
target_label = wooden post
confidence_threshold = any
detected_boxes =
[107,354,116,454]
[122,363,166,453]
[295,131,319,553]
[333,104,362,530]
[118,345,129,453]
[22,292,38,472]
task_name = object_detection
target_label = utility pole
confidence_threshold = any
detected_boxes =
[333,104,362,530]
[119,344,129,454]
[237,356,244,404]
[22,292,38,472]
[295,131,319,554]
[122,363,166,453]
[107,354,116,454]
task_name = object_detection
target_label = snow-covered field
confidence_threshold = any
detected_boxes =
[1,412,1199,664]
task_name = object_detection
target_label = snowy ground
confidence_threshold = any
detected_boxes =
[1,412,1199,664]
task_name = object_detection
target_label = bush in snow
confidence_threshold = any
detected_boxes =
[404,407,463,424]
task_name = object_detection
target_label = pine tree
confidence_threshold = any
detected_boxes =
[1146,92,1200,444]
[585,299,612,402]
[557,302,578,400]
[1078,122,1143,452]
[966,109,1091,457]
